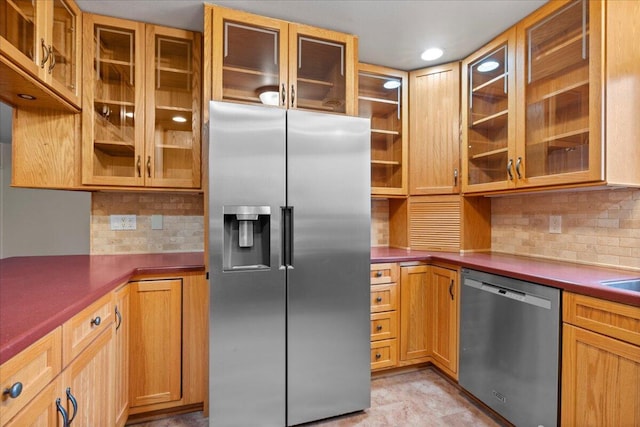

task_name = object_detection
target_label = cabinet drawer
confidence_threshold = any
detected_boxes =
[370,311,398,341]
[0,327,62,424]
[371,283,398,313]
[371,339,397,370]
[563,292,640,346]
[62,293,114,366]
[370,263,399,285]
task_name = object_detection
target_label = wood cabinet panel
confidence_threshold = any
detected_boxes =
[370,283,398,313]
[370,339,397,370]
[561,324,640,426]
[399,265,430,361]
[129,279,182,408]
[3,378,63,427]
[370,263,399,285]
[408,195,460,252]
[63,327,114,427]
[430,265,459,379]
[113,285,130,427]
[61,293,113,366]
[370,311,398,342]
[410,62,461,195]
[0,328,62,424]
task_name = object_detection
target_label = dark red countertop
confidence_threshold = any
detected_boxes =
[371,247,640,307]
[0,252,205,365]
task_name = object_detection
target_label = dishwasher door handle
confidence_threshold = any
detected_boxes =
[463,278,552,310]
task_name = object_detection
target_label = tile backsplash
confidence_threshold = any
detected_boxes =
[371,198,389,247]
[492,188,640,270]
[91,192,204,254]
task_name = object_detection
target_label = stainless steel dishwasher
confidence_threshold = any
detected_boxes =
[459,268,560,427]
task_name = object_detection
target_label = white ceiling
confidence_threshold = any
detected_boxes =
[77,0,546,71]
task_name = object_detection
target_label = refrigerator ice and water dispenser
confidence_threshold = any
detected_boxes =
[223,205,270,270]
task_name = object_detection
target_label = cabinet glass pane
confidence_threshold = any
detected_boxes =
[467,45,509,185]
[152,35,194,181]
[1,0,37,61]
[297,36,346,113]
[525,0,589,178]
[358,72,402,190]
[222,21,280,104]
[51,0,77,92]
[92,26,136,178]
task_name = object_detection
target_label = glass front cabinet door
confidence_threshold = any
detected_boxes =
[208,5,356,115]
[516,0,601,188]
[462,29,516,193]
[83,14,201,189]
[0,0,81,107]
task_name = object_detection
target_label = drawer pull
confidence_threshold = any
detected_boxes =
[3,382,23,399]
[376,296,382,303]
[375,271,383,278]
[376,325,383,331]
[90,316,101,326]
[375,353,381,359]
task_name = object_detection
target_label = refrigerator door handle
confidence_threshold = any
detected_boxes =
[281,206,294,269]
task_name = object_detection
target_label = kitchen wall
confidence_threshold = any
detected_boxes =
[492,188,640,270]
[371,198,389,247]
[0,103,91,259]
[90,192,204,254]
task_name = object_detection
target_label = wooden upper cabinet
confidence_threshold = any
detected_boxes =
[358,63,408,196]
[515,0,601,188]
[461,29,516,193]
[0,0,82,110]
[82,14,201,189]
[206,4,357,115]
[410,62,461,195]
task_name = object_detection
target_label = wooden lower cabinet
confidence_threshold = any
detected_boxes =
[63,327,115,426]
[129,279,182,409]
[114,285,130,427]
[561,292,640,426]
[3,378,63,427]
[430,265,459,379]
[399,265,430,362]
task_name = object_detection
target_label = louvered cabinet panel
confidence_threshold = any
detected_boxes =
[408,195,460,252]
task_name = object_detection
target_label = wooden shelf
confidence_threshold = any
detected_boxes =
[94,140,135,157]
[541,80,588,101]
[222,65,277,78]
[470,147,508,160]
[298,77,333,87]
[95,99,135,107]
[530,31,588,82]
[155,144,192,150]
[472,73,508,98]
[471,109,508,129]
[539,128,589,146]
[359,97,399,117]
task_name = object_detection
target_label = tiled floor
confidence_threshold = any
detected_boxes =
[131,368,503,427]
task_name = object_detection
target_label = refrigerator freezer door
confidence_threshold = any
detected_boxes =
[209,101,287,427]
[286,110,371,425]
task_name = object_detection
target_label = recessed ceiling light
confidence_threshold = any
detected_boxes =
[17,93,36,100]
[421,48,443,61]
[172,116,187,123]
[383,80,401,89]
[477,60,500,72]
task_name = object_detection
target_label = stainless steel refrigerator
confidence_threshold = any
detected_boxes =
[208,101,371,427]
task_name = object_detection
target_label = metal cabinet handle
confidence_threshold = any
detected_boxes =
[48,49,56,74]
[507,158,514,180]
[290,84,295,108]
[136,155,141,177]
[3,382,23,398]
[90,316,101,326]
[449,279,454,301]
[515,157,522,179]
[376,325,383,331]
[281,83,286,106]
[453,168,458,187]
[115,305,122,331]
[375,353,381,359]
[56,398,70,427]
[40,39,50,68]
[376,296,382,303]
[146,156,151,178]
[66,387,78,425]
[375,271,383,277]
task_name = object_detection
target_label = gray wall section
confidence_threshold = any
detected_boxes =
[0,103,91,258]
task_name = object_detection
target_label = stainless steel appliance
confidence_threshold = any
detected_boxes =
[208,101,371,427]
[459,268,560,427]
